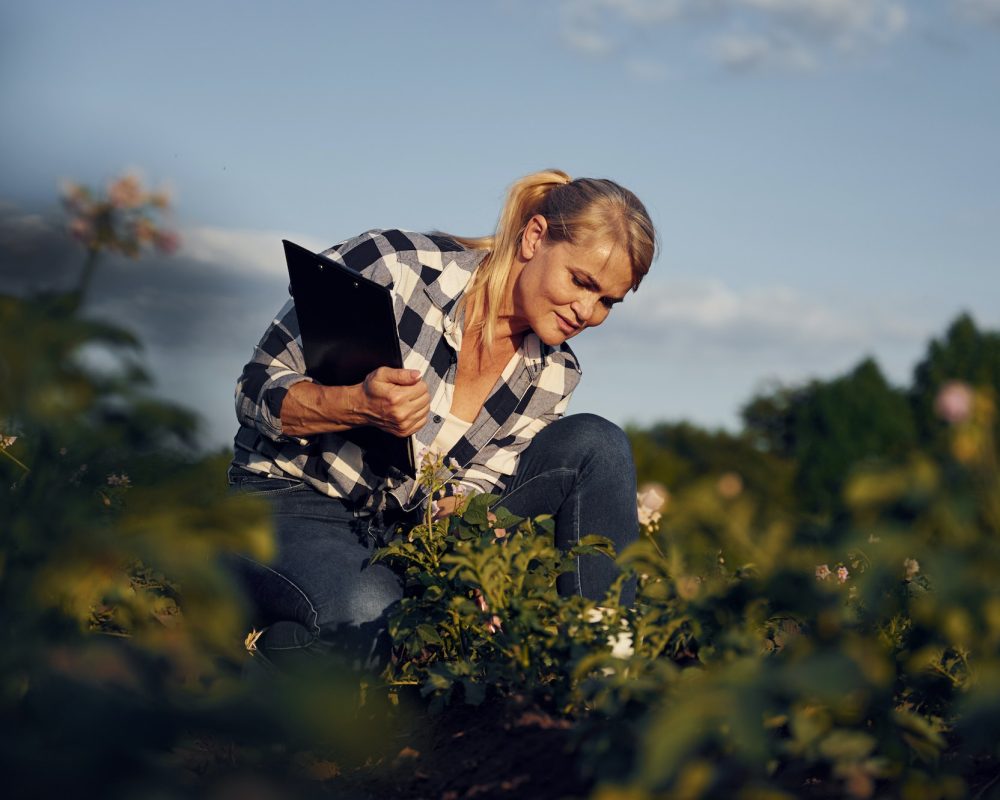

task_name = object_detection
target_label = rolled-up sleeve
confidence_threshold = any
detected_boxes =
[234,299,313,444]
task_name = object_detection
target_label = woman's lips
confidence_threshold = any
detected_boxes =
[555,312,578,335]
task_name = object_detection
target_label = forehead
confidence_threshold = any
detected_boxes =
[560,237,634,293]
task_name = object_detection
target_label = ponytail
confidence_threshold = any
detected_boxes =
[447,168,656,352]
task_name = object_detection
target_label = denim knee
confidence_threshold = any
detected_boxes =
[540,413,634,481]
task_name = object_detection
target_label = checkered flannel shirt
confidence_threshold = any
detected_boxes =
[231,229,582,516]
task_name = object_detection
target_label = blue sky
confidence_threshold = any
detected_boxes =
[2,0,998,447]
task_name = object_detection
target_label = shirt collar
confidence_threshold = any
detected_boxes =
[424,246,559,373]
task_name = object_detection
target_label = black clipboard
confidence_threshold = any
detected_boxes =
[283,239,415,477]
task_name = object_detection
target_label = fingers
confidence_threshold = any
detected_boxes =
[376,367,422,385]
[361,367,430,436]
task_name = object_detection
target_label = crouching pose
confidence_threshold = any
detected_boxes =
[227,170,657,669]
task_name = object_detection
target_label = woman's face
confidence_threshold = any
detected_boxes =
[510,215,633,346]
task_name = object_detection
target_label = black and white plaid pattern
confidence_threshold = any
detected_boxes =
[232,229,581,515]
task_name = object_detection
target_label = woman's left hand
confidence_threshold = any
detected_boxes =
[432,495,461,520]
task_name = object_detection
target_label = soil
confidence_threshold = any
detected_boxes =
[330,696,591,800]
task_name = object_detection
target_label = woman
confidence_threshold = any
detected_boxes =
[228,169,657,669]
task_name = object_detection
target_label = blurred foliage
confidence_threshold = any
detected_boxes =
[0,177,398,799]
[381,313,1000,799]
[4,175,999,799]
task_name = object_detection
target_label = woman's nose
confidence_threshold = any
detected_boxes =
[572,296,595,324]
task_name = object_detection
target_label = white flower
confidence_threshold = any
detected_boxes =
[903,558,920,580]
[637,483,668,527]
[607,630,634,659]
[0,435,16,449]
[815,564,832,581]
[837,566,849,584]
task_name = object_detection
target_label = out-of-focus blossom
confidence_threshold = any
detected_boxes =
[637,482,668,527]
[60,180,89,207]
[1,435,16,449]
[867,533,881,544]
[148,189,172,209]
[153,229,180,254]
[608,630,634,659]
[837,566,850,584]
[935,381,975,425]
[106,473,131,488]
[903,558,920,580]
[107,173,145,209]
[485,615,503,635]
[60,172,179,261]
[68,216,94,246]
[815,564,832,581]
[716,471,744,499]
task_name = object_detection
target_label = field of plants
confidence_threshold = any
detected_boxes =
[2,178,999,799]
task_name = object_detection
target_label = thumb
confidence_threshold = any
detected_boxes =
[382,367,422,385]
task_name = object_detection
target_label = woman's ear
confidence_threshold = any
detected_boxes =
[519,214,548,259]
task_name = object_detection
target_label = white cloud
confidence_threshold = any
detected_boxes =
[558,0,910,71]
[711,31,817,71]
[561,26,615,54]
[179,226,328,279]
[607,277,923,356]
[953,0,1000,26]
[625,56,674,80]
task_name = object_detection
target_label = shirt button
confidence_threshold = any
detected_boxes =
[433,414,442,424]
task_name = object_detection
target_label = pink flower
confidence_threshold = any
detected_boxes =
[837,566,849,584]
[815,564,831,581]
[716,472,743,500]
[935,381,975,425]
[153,229,180,254]
[148,189,172,209]
[68,216,95,246]
[107,174,146,209]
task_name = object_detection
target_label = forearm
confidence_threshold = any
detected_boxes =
[279,381,365,437]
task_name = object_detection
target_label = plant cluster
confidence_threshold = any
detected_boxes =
[375,387,1000,798]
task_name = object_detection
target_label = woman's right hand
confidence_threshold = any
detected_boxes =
[355,367,430,437]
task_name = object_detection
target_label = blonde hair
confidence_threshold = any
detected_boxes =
[447,169,657,350]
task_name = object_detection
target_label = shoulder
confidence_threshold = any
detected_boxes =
[321,229,467,269]
[319,229,473,290]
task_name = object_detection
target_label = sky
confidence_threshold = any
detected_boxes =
[1,0,998,449]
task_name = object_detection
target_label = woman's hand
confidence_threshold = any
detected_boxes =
[431,495,462,520]
[279,367,429,438]
[355,367,430,438]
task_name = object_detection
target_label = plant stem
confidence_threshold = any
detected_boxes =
[76,248,100,304]
[1,446,29,474]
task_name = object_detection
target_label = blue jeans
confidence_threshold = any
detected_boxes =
[227,413,637,669]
